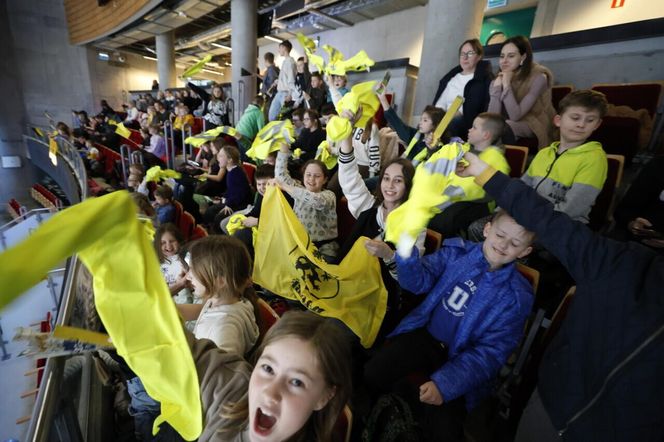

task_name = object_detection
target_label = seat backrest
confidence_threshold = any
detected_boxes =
[588,154,625,231]
[516,263,540,296]
[172,200,183,226]
[242,162,257,185]
[178,211,196,240]
[336,197,356,246]
[192,117,205,135]
[423,229,442,255]
[190,225,208,241]
[256,298,280,336]
[504,145,529,178]
[541,286,576,350]
[591,82,664,118]
[551,85,574,111]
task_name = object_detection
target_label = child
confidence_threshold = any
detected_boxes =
[235,95,266,154]
[520,90,608,223]
[203,145,252,232]
[186,310,352,441]
[291,109,326,162]
[304,72,327,112]
[154,223,193,304]
[327,74,350,104]
[153,185,176,224]
[180,236,260,356]
[145,124,166,161]
[275,141,339,260]
[291,108,305,136]
[337,134,423,333]
[377,91,445,162]
[268,40,300,121]
[260,51,279,99]
[469,90,608,243]
[364,210,535,440]
[427,112,511,237]
[458,151,664,442]
[172,104,194,150]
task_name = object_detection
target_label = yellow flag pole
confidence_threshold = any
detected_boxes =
[432,95,464,145]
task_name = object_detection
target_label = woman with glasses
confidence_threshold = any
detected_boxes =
[488,35,556,148]
[432,38,494,138]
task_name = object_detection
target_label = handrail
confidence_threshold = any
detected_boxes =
[24,256,79,441]
[0,208,53,233]
[23,135,88,203]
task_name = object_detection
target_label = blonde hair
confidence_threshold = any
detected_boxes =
[188,236,251,300]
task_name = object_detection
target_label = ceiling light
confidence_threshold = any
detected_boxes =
[210,42,232,50]
[264,35,282,43]
[143,55,157,61]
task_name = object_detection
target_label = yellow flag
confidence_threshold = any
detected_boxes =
[385,143,468,257]
[185,125,237,147]
[432,95,464,145]
[253,187,387,348]
[322,44,344,65]
[296,33,316,52]
[326,50,374,76]
[247,120,295,159]
[336,80,380,128]
[181,55,212,78]
[108,119,131,138]
[325,116,353,142]
[0,192,202,440]
[145,166,181,183]
[48,137,58,166]
[315,140,338,169]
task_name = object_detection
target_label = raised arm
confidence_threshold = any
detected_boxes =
[337,135,376,218]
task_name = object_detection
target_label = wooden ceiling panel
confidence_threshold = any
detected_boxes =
[64,0,153,45]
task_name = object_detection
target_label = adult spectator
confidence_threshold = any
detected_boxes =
[488,35,555,148]
[268,40,300,121]
[432,38,494,139]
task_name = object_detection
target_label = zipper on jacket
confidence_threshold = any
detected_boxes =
[556,323,664,436]
[534,150,567,192]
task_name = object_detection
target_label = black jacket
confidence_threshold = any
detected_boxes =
[432,59,494,137]
[484,171,664,442]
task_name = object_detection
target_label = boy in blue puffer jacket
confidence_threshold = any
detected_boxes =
[364,210,535,440]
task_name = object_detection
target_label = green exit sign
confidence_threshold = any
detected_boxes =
[488,0,507,8]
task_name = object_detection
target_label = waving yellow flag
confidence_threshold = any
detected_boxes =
[252,187,387,348]
[0,192,202,440]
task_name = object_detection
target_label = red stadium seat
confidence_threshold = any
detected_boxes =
[504,145,529,178]
[423,229,442,255]
[190,224,208,241]
[551,84,574,111]
[178,211,196,240]
[242,162,257,185]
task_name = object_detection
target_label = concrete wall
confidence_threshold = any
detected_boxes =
[532,0,664,36]
[6,0,94,128]
[87,49,231,111]
[258,6,428,72]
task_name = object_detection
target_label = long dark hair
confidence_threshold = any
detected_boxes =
[502,35,533,81]
[373,158,415,206]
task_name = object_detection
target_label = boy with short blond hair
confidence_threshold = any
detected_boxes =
[365,209,535,440]
[521,90,608,223]
[427,112,510,237]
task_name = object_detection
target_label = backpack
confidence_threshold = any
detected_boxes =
[361,394,422,442]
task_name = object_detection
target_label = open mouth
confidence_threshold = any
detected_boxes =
[254,407,277,436]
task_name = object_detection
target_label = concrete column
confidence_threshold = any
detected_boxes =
[413,0,486,120]
[231,0,257,122]
[156,31,176,89]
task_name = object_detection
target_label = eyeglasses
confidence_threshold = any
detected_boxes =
[460,51,477,58]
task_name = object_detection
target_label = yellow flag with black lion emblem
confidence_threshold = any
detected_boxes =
[252,187,387,348]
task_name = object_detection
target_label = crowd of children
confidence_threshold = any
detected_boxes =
[43,30,664,442]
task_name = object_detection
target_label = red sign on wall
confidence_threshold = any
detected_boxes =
[611,0,626,7]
